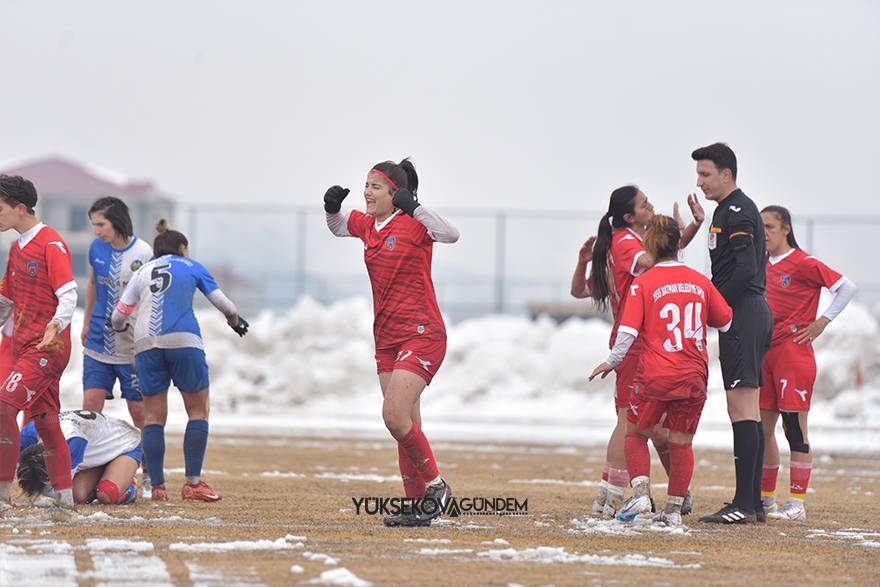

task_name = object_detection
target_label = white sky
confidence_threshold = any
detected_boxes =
[1,0,877,216]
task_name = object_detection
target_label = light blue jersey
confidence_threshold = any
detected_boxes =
[84,237,153,364]
[118,254,219,353]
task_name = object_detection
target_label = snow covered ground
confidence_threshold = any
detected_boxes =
[61,295,880,452]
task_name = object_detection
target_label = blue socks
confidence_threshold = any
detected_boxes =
[142,424,166,486]
[184,419,209,479]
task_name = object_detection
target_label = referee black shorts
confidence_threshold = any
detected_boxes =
[718,294,773,391]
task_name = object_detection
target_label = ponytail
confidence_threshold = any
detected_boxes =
[153,218,189,257]
[761,205,799,249]
[589,185,640,311]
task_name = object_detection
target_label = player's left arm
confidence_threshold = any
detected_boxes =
[111,269,145,332]
[393,188,460,244]
[38,239,78,350]
[793,259,857,344]
[706,282,733,332]
[197,263,249,337]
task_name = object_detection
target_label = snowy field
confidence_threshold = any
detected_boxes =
[60,294,880,453]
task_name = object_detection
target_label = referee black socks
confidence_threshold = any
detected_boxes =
[732,420,760,513]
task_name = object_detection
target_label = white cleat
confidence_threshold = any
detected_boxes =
[652,510,683,527]
[767,499,806,521]
[601,487,625,519]
[616,494,652,522]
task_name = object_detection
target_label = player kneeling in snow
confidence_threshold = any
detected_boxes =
[18,410,142,505]
[590,215,733,526]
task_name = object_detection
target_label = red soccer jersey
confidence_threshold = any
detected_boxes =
[347,210,446,348]
[0,225,75,357]
[619,262,733,400]
[607,228,646,347]
[766,248,844,345]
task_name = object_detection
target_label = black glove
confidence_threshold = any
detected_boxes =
[392,188,420,216]
[324,185,350,213]
[230,316,249,337]
[105,315,129,333]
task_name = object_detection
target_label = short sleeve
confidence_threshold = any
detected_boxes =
[799,256,844,290]
[347,210,373,241]
[193,261,219,295]
[45,239,75,292]
[706,281,733,328]
[618,279,645,336]
[613,234,646,277]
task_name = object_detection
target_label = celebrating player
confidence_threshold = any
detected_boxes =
[590,215,732,525]
[759,205,856,521]
[692,142,774,524]
[80,197,153,490]
[324,158,459,527]
[0,174,77,513]
[18,410,142,505]
[111,220,249,502]
[578,185,704,517]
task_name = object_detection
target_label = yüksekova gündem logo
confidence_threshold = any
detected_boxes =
[351,496,528,517]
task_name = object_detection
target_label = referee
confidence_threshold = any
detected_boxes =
[692,143,773,524]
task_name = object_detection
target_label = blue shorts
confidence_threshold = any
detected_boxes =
[83,356,142,402]
[122,444,143,466]
[135,348,210,397]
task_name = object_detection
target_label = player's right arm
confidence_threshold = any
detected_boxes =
[324,185,354,237]
[81,265,96,346]
[110,268,145,331]
[570,236,596,299]
[590,279,645,380]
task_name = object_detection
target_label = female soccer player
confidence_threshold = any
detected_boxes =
[80,197,153,490]
[18,410,141,505]
[324,158,459,527]
[111,220,249,502]
[759,206,856,521]
[590,215,733,526]
[577,185,704,517]
[0,174,77,514]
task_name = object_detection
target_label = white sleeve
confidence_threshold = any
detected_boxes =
[206,289,238,319]
[0,295,12,327]
[51,286,78,332]
[413,206,460,244]
[822,277,857,321]
[605,330,636,368]
[326,210,352,237]
[111,272,144,331]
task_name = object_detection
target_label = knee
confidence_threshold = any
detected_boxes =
[96,479,120,505]
[382,405,410,439]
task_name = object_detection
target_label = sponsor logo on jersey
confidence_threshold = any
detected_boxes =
[780,275,791,288]
[384,236,397,251]
[417,325,425,334]
[27,261,38,277]
[131,260,143,272]
[39,358,48,368]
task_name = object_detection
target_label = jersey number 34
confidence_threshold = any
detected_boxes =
[660,302,704,352]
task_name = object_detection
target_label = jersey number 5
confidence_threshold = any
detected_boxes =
[150,264,173,294]
[659,302,703,352]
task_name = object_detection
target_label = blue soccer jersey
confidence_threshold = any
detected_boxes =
[118,254,219,353]
[84,237,153,364]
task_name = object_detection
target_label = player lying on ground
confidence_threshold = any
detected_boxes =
[18,410,142,505]
[590,215,733,526]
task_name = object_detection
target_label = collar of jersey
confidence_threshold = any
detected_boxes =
[18,222,46,250]
[618,227,643,242]
[768,248,797,265]
[374,209,402,232]
[654,260,685,267]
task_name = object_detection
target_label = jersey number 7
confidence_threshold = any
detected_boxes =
[660,302,704,352]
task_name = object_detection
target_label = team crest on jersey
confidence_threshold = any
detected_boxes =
[27,261,38,277]
[780,275,791,288]
[131,260,143,272]
[384,236,397,251]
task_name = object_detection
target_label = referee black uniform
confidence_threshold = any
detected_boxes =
[707,188,773,518]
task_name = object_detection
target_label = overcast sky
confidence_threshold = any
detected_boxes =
[1,0,877,217]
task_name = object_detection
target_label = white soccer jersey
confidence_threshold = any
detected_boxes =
[58,410,142,473]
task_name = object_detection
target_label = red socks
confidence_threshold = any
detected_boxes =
[667,442,694,498]
[399,422,439,483]
[397,442,426,498]
[762,464,779,500]
[33,412,72,491]
[790,461,811,500]
[96,479,120,504]
[624,433,650,480]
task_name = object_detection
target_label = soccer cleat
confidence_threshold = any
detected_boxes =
[650,510,683,527]
[121,478,138,505]
[591,483,608,516]
[182,481,223,502]
[141,473,152,499]
[767,499,806,521]
[681,490,694,516]
[616,494,652,522]
[383,504,431,527]
[47,501,77,522]
[151,484,169,501]
[755,504,767,523]
[602,486,625,518]
[699,503,756,524]
[414,478,451,523]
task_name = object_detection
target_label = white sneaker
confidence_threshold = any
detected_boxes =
[592,483,608,515]
[616,494,652,522]
[649,510,682,527]
[767,499,805,521]
[602,486,625,518]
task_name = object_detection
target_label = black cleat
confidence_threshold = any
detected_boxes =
[681,490,694,516]
[699,503,756,525]
[415,479,452,524]
[755,504,767,523]
[384,504,430,527]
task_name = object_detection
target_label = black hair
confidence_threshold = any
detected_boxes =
[370,158,419,194]
[153,218,188,257]
[644,215,682,261]
[89,196,134,240]
[17,443,49,497]
[691,142,738,181]
[761,205,799,249]
[0,174,38,214]
[589,185,640,311]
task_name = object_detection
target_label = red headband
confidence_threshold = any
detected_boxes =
[369,168,399,191]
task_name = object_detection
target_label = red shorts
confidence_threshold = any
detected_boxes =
[614,347,640,411]
[375,338,447,385]
[759,339,816,412]
[0,348,68,415]
[626,387,706,435]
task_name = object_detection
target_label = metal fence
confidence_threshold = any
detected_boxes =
[176,205,880,321]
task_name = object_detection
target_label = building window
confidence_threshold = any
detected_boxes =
[70,205,90,232]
